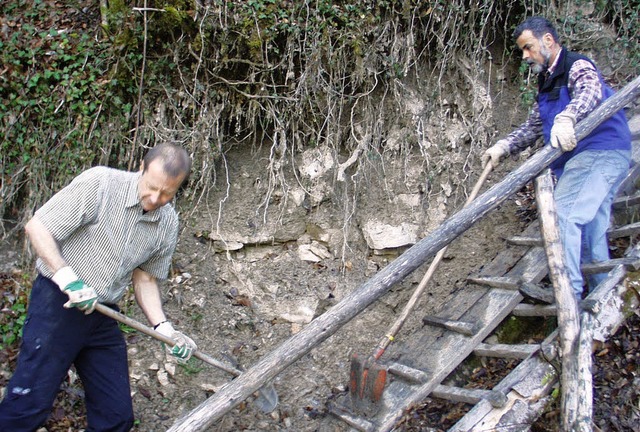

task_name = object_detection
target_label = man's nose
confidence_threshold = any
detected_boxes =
[149,191,161,204]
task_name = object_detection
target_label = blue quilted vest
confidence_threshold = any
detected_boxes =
[537,48,631,174]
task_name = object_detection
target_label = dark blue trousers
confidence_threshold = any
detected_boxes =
[0,275,134,431]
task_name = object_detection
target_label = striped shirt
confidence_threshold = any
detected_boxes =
[35,166,179,304]
[503,55,604,154]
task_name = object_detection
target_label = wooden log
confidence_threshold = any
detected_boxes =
[535,170,581,430]
[167,75,640,432]
[575,311,594,432]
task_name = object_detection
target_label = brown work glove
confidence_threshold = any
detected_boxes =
[481,139,511,169]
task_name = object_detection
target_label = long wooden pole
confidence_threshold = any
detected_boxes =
[168,75,640,432]
[534,170,581,430]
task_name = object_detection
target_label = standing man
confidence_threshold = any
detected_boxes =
[0,143,197,431]
[482,16,631,299]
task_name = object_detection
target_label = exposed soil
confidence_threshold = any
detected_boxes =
[1,151,639,432]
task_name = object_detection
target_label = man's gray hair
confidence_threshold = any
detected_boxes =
[142,143,192,180]
[513,16,560,44]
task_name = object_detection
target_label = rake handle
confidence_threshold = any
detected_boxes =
[371,163,493,360]
[94,303,241,376]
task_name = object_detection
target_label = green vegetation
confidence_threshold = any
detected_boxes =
[1,0,638,239]
[0,274,29,350]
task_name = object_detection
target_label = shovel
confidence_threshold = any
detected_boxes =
[350,163,493,405]
[94,303,279,413]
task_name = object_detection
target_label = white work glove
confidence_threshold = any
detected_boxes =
[52,266,98,314]
[550,112,577,151]
[154,321,197,362]
[481,139,511,169]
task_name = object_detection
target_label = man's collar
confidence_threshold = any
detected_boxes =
[547,46,565,76]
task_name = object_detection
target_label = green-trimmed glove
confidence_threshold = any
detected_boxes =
[52,266,98,314]
[154,321,197,362]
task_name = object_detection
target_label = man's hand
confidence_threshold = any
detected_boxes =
[550,112,577,151]
[52,266,98,314]
[155,321,197,361]
[481,139,510,169]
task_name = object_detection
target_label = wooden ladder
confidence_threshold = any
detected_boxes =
[328,138,640,432]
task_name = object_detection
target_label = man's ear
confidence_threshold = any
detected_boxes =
[139,161,145,172]
[542,32,555,49]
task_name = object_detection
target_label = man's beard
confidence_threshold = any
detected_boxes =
[529,42,552,74]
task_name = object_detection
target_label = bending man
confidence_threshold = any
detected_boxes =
[482,16,631,299]
[0,143,197,431]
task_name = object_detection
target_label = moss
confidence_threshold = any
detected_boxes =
[495,315,555,345]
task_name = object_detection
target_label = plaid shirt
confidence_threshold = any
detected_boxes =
[35,166,179,304]
[503,51,603,154]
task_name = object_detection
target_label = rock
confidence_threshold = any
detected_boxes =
[362,220,420,250]
[157,369,170,387]
[298,242,332,262]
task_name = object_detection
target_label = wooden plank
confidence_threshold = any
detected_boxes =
[519,282,555,304]
[505,236,543,247]
[512,304,558,317]
[431,385,508,408]
[466,276,521,289]
[474,342,540,359]
[612,191,640,209]
[422,316,476,336]
[387,362,430,384]
[505,220,640,246]
[607,221,640,239]
[580,256,640,274]
[327,402,376,432]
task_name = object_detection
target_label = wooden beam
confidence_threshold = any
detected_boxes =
[535,170,583,430]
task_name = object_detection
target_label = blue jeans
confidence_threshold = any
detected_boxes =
[554,149,631,299]
[0,275,134,431]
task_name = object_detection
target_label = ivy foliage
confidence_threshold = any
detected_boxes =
[1,0,638,238]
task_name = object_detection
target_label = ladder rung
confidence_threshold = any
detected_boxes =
[431,385,508,408]
[474,342,540,359]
